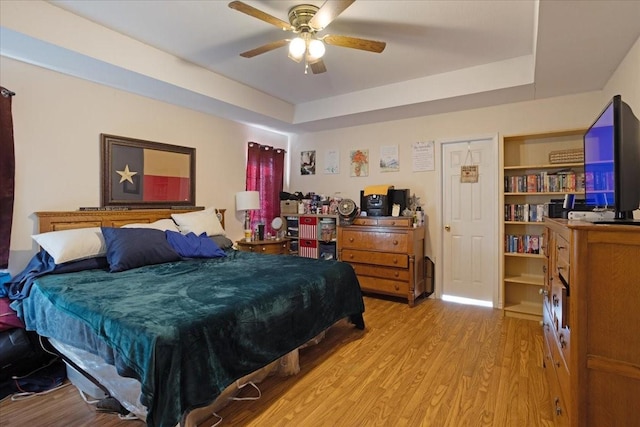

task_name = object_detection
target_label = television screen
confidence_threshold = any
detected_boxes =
[583,101,615,208]
[583,95,640,222]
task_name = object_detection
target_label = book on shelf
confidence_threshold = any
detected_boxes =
[504,203,545,222]
[504,170,584,193]
[504,234,543,254]
[78,206,130,211]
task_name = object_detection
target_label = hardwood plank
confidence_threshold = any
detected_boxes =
[0,297,554,426]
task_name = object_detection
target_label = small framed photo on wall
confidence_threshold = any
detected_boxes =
[301,150,316,175]
[350,149,369,177]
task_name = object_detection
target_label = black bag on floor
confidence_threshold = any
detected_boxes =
[0,328,65,399]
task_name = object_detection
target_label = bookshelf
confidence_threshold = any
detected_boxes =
[284,214,338,259]
[501,129,585,320]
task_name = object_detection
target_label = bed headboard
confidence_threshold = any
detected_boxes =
[35,209,226,233]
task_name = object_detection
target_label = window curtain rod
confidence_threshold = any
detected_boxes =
[1,88,16,98]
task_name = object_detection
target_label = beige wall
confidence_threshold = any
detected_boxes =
[289,92,602,259]
[2,57,287,274]
[602,36,640,112]
[288,35,640,260]
[3,33,638,275]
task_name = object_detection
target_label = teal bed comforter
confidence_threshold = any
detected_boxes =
[17,250,365,427]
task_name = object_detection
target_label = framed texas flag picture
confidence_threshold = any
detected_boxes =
[101,134,195,208]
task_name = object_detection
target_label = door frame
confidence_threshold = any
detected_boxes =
[435,133,501,308]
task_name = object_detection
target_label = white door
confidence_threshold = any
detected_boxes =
[441,137,498,306]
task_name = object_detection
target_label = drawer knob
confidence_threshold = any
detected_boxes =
[349,254,354,259]
[349,237,354,242]
[393,240,398,245]
[391,221,396,225]
[393,258,398,264]
[394,272,399,277]
[262,247,266,251]
[554,398,562,415]
[559,334,566,348]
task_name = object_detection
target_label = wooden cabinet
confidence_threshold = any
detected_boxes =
[285,214,338,259]
[543,218,640,426]
[501,129,585,320]
[235,239,290,255]
[338,217,427,306]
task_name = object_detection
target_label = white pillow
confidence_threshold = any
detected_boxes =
[122,219,180,232]
[32,227,106,264]
[171,207,225,236]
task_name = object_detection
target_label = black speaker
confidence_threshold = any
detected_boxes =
[360,190,367,214]
[389,189,410,213]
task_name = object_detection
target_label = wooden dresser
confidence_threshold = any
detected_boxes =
[542,218,640,426]
[337,217,427,306]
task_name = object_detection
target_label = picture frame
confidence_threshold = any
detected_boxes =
[300,150,316,175]
[101,134,196,208]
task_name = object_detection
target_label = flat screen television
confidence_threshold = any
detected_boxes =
[583,94,640,223]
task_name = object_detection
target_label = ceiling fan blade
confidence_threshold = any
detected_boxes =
[308,57,327,74]
[309,0,355,31]
[240,39,289,58]
[323,34,386,53]
[228,1,294,31]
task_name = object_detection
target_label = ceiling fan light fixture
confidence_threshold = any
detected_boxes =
[289,37,306,59]
[308,38,326,59]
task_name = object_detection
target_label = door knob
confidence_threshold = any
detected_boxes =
[445,225,451,231]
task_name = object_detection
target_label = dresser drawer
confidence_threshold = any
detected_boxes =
[556,254,570,286]
[555,235,570,273]
[350,263,410,281]
[341,230,409,252]
[342,249,408,268]
[358,275,409,297]
[551,281,569,330]
[549,329,570,420]
[236,240,290,255]
[352,217,412,227]
[543,305,570,426]
[541,227,550,258]
[247,242,287,254]
[544,340,570,426]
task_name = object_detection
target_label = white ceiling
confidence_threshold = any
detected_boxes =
[4,1,640,134]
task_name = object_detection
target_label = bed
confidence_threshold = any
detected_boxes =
[6,209,365,427]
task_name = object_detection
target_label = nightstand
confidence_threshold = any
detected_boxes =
[236,239,290,255]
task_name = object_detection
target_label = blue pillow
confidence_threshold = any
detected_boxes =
[165,231,227,258]
[101,227,181,272]
[53,256,108,274]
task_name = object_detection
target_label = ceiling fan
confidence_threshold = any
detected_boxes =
[228,0,386,74]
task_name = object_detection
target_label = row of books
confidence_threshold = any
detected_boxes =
[505,234,543,254]
[504,170,585,193]
[504,203,546,222]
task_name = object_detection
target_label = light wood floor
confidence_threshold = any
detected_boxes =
[0,296,554,426]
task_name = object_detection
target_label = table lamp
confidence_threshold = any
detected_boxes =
[236,191,260,240]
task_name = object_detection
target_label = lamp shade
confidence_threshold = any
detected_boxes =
[236,191,260,212]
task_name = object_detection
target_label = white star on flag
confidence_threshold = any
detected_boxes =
[116,164,138,184]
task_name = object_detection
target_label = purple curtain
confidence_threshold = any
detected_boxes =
[245,142,285,235]
[0,87,16,269]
